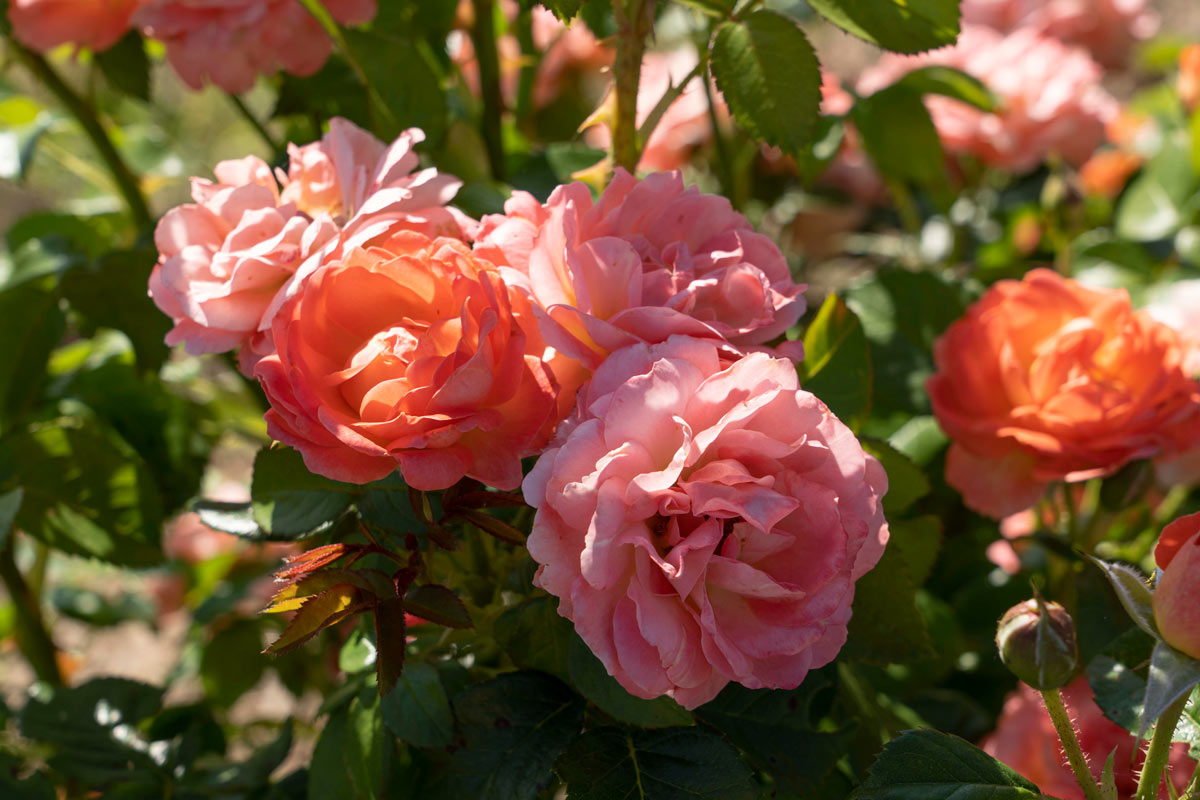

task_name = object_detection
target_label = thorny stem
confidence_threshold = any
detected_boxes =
[1041,688,1105,800]
[1135,692,1189,800]
[0,542,62,687]
[610,0,656,174]
[6,38,152,229]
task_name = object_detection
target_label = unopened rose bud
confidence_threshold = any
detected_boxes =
[1153,512,1200,659]
[996,598,1079,690]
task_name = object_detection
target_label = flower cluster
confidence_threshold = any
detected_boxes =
[150,121,888,709]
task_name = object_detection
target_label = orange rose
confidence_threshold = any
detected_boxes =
[255,226,558,491]
[1079,150,1142,199]
[928,269,1200,518]
[1179,44,1200,112]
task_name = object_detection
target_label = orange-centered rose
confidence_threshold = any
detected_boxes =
[928,268,1200,518]
[255,226,558,491]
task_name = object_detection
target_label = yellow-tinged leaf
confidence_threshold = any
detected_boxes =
[265,583,368,655]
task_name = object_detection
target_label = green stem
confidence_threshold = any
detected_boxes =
[610,0,655,174]
[1136,692,1189,800]
[296,0,398,136]
[637,54,707,148]
[471,0,506,181]
[0,541,62,687]
[513,8,537,125]
[7,38,152,230]
[1042,688,1105,800]
[1062,483,1080,543]
[228,94,282,156]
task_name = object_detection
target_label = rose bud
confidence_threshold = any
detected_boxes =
[1152,512,1200,659]
[996,597,1079,690]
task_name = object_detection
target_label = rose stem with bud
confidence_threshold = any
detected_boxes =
[1135,692,1190,800]
[1041,688,1106,800]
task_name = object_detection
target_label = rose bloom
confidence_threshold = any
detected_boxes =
[586,48,715,172]
[8,0,144,52]
[474,168,806,374]
[961,0,1158,67]
[1153,512,1200,660]
[928,269,1200,519]
[255,226,558,490]
[523,336,889,708]
[148,122,468,374]
[135,0,376,94]
[858,25,1117,174]
[984,677,1193,798]
[1180,44,1200,113]
[1078,149,1142,199]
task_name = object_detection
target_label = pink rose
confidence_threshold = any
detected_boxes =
[9,0,145,53]
[147,155,338,369]
[1153,512,1200,660]
[256,227,558,490]
[475,169,806,373]
[523,336,889,708]
[279,119,474,237]
[962,0,1158,67]
[1147,280,1200,377]
[858,25,1117,173]
[983,678,1194,798]
[148,123,469,373]
[135,0,377,94]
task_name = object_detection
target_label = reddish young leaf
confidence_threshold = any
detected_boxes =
[266,568,397,613]
[374,596,407,696]
[265,584,372,655]
[275,543,366,581]
[404,584,473,629]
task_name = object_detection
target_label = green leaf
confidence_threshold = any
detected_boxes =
[0,282,65,428]
[845,268,971,422]
[803,0,961,54]
[799,293,872,431]
[1140,640,1200,741]
[887,416,949,466]
[1116,132,1199,241]
[441,671,585,800]
[494,595,575,683]
[94,31,150,100]
[339,627,377,674]
[202,620,267,706]
[309,692,392,800]
[0,413,163,566]
[59,247,170,372]
[206,719,293,792]
[843,535,935,665]
[891,66,995,111]
[889,515,944,587]
[191,500,261,540]
[404,585,472,629]
[50,585,156,628]
[343,30,447,144]
[693,675,854,796]
[567,634,693,728]
[0,751,54,799]
[556,727,757,800]
[857,728,1042,799]
[20,678,166,789]
[538,0,582,21]
[381,661,454,748]
[852,85,947,191]
[275,57,371,132]
[710,10,821,158]
[1086,555,1158,638]
[862,439,930,514]
[251,446,356,538]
